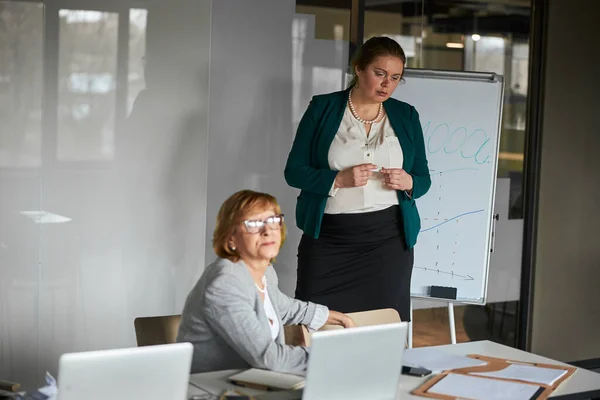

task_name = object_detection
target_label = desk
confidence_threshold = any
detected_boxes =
[187,340,600,399]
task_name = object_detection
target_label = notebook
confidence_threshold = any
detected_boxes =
[229,368,305,391]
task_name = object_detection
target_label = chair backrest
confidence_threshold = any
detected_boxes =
[322,308,401,331]
[134,315,182,347]
[284,308,401,347]
[0,379,20,393]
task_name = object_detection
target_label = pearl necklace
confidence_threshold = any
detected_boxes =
[348,89,383,124]
[255,275,267,294]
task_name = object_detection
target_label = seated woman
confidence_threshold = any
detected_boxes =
[177,189,354,374]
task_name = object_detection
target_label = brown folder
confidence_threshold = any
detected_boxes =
[411,354,577,400]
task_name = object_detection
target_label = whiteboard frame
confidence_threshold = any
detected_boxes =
[403,68,505,306]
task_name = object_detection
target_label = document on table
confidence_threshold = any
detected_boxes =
[427,373,542,400]
[471,363,569,386]
[402,347,487,372]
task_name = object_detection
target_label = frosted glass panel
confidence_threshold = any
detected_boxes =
[0,1,211,390]
[38,1,211,381]
[0,1,43,390]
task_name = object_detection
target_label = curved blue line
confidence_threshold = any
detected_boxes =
[420,209,485,232]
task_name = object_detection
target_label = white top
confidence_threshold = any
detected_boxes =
[258,273,328,341]
[263,287,280,341]
[325,107,404,214]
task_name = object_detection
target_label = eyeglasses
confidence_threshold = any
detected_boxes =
[242,214,284,234]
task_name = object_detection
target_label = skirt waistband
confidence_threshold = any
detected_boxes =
[319,205,404,244]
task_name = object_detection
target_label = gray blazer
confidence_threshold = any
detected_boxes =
[177,258,328,374]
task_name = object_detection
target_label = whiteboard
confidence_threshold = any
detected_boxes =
[393,69,504,304]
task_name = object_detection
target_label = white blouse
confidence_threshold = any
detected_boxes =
[325,106,404,214]
[263,288,280,341]
[260,275,328,341]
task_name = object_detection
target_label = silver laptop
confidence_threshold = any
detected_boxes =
[302,322,408,400]
[57,342,193,400]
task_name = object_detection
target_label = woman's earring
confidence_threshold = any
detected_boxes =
[230,244,236,251]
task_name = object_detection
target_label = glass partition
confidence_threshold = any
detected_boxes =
[1,0,211,389]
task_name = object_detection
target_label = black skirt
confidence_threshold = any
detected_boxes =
[295,205,414,322]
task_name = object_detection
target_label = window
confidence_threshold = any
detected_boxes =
[0,2,44,168]
[293,2,352,124]
[57,10,119,161]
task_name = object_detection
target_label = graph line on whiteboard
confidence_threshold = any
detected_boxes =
[414,266,474,281]
[420,209,485,232]
[429,167,479,176]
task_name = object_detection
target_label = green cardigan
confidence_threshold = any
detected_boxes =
[284,88,431,249]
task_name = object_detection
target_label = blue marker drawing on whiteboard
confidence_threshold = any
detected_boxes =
[423,121,493,165]
[430,167,479,176]
[420,209,485,233]
[443,126,468,154]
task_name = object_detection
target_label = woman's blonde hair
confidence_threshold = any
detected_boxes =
[213,189,286,262]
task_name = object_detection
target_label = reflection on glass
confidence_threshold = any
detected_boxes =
[474,36,505,74]
[292,16,308,124]
[20,210,72,224]
[462,35,530,178]
[365,7,422,67]
[295,4,350,41]
[422,29,464,71]
[128,9,147,116]
[509,42,529,132]
[57,10,118,161]
[0,3,44,389]
[0,2,43,168]
[293,5,350,126]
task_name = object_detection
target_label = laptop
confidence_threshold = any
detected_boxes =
[57,342,193,400]
[302,321,408,400]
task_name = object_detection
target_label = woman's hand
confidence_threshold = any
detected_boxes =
[334,163,378,189]
[326,310,356,329]
[380,168,413,191]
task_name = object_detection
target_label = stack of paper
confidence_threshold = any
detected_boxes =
[403,347,487,372]
[472,363,569,386]
[427,373,542,400]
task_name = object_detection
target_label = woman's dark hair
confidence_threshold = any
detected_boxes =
[348,36,407,88]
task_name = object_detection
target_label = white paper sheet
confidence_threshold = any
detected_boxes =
[428,373,542,400]
[402,347,487,372]
[472,363,568,386]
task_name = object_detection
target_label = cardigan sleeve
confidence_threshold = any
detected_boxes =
[203,272,309,374]
[284,96,339,196]
[407,106,431,199]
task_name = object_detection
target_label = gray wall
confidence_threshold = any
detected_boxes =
[204,0,300,295]
[531,0,600,361]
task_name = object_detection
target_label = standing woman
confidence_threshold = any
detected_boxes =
[284,36,431,322]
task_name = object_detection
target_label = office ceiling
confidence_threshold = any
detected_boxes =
[295,0,532,39]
